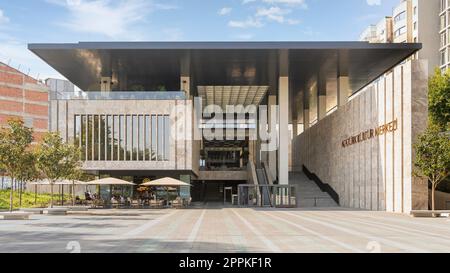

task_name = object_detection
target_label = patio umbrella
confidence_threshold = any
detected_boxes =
[140,177,191,187]
[29,180,85,206]
[86,178,135,205]
[141,178,191,206]
[85,178,135,186]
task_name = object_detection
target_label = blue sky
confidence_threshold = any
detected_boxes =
[0,0,398,80]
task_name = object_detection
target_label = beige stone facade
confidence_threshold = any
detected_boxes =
[293,60,429,213]
[51,99,199,175]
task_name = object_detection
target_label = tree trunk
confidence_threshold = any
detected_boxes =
[72,181,75,206]
[431,183,436,212]
[9,178,14,212]
[1,175,4,190]
[50,183,54,208]
[19,180,23,208]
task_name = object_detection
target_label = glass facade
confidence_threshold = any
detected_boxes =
[74,114,170,162]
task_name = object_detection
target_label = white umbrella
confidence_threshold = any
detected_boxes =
[29,180,85,185]
[29,180,85,206]
[86,178,135,206]
[86,177,135,185]
[141,177,191,187]
[141,177,191,207]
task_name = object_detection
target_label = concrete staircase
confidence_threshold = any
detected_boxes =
[289,172,339,208]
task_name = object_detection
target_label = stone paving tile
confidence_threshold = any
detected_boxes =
[0,207,449,253]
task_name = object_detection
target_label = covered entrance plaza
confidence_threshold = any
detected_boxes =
[1,206,450,253]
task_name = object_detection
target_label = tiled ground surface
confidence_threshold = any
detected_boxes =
[0,205,449,253]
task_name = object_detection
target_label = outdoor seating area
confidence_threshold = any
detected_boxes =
[27,177,193,211]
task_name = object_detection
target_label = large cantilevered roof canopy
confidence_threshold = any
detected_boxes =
[28,41,421,95]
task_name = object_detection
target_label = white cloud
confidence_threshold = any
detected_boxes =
[236,0,304,28]
[0,9,10,25]
[46,0,176,39]
[229,17,264,28]
[366,0,381,6]
[244,0,307,8]
[262,0,307,9]
[256,6,290,23]
[218,7,232,16]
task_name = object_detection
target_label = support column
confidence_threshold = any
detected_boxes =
[279,76,289,185]
[268,95,277,180]
[318,74,327,120]
[337,76,349,107]
[292,119,298,137]
[180,53,191,97]
[303,90,310,130]
[180,77,190,96]
[337,51,350,108]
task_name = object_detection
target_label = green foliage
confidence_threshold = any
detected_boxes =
[35,132,82,207]
[0,118,35,211]
[0,118,34,181]
[428,69,450,131]
[35,132,81,183]
[0,190,71,210]
[414,124,450,186]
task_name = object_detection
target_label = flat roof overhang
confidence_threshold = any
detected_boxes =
[28,41,421,94]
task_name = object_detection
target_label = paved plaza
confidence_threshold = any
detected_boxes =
[0,205,449,253]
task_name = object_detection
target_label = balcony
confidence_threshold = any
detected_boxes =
[52,91,187,101]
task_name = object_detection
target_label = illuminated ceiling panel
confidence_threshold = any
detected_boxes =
[197,86,269,110]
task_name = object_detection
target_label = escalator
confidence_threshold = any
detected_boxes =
[256,167,272,207]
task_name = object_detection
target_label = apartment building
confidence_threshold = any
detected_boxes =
[439,0,450,71]
[360,17,393,43]
[361,0,440,73]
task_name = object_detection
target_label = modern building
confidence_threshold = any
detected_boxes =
[0,62,49,141]
[360,17,393,43]
[439,0,450,71]
[46,78,75,96]
[28,41,428,212]
[360,0,440,73]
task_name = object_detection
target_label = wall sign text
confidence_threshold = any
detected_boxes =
[342,119,398,148]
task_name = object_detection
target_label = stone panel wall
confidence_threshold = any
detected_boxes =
[52,99,195,172]
[293,60,429,213]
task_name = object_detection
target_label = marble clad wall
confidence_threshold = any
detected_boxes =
[51,99,195,172]
[293,60,429,213]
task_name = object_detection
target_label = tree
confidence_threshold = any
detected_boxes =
[15,151,39,208]
[0,118,34,212]
[66,167,83,206]
[428,68,450,132]
[414,124,450,211]
[35,132,81,208]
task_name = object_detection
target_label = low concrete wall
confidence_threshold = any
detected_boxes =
[293,60,429,213]
[431,190,450,210]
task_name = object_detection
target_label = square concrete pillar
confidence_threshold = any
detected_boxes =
[318,95,327,120]
[318,75,327,120]
[337,76,349,107]
[292,119,298,137]
[303,90,310,129]
[180,76,190,97]
[278,76,289,185]
[268,95,277,180]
